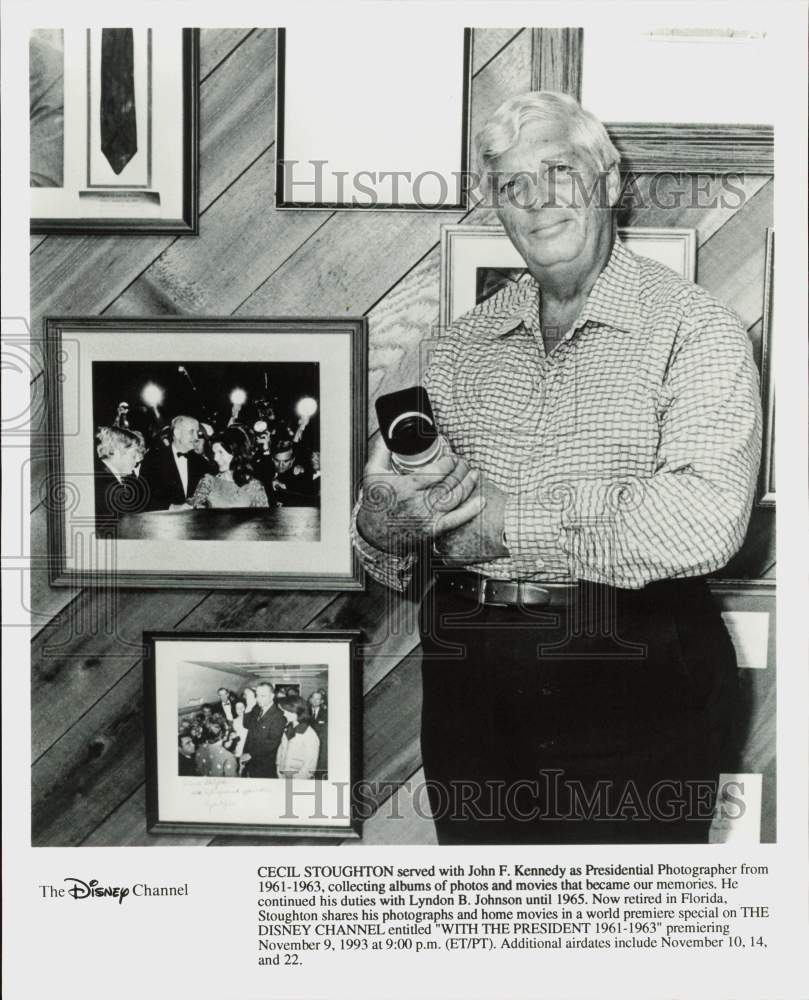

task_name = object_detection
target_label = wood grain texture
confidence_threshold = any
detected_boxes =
[343,767,437,847]
[199,28,253,79]
[32,589,208,759]
[617,174,771,246]
[697,180,773,328]
[470,28,533,142]
[472,28,524,74]
[29,28,776,847]
[106,151,331,319]
[30,501,80,636]
[531,28,583,97]
[28,29,280,380]
[32,664,145,845]
[82,784,214,847]
[306,577,423,693]
[608,124,773,175]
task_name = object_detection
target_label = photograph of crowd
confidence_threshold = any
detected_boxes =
[91,360,321,539]
[177,659,329,781]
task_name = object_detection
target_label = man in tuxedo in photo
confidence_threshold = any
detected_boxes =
[269,441,315,507]
[241,682,286,779]
[210,687,238,724]
[140,414,208,510]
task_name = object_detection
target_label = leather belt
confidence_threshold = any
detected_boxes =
[436,570,577,608]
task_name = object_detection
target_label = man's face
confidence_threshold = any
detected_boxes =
[491,119,618,276]
[273,450,295,473]
[310,692,322,709]
[256,685,273,709]
[218,688,229,703]
[115,444,142,477]
[179,736,195,758]
[173,419,200,453]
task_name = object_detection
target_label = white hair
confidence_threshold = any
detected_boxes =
[475,90,620,188]
[96,425,145,461]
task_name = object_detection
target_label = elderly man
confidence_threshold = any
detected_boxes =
[353,92,761,845]
[140,414,208,510]
[93,425,146,523]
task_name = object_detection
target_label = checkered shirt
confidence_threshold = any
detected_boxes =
[352,238,762,591]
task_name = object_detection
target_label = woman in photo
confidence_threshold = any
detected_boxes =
[275,696,320,779]
[228,699,249,765]
[194,717,238,778]
[189,425,269,509]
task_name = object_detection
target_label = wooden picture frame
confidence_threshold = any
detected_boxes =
[144,630,363,839]
[439,223,697,328]
[30,27,199,234]
[758,228,775,507]
[275,27,472,210]
[44,317,367,589]
[531,27,773,173]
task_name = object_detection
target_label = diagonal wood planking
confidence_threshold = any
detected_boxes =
[27,29,530,635]
[30,29,774,846]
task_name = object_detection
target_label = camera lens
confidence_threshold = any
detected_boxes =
[388,412,437,456]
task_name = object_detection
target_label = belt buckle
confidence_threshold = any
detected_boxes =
[481,578,513,607]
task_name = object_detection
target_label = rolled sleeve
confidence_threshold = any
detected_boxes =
[350,492,418,592]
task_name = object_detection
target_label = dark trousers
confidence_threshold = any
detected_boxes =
[419,574,738,845]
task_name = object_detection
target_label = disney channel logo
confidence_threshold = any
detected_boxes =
[64,877,131,903]
[39,878,190,903]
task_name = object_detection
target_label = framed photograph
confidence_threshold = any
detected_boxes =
[30,27,199,233]
[275,26,472,209]
[758,228,775,507]
[531,26,773,173]
[144,631,362,838]
[439,224,697,328]
[44,317,367,589]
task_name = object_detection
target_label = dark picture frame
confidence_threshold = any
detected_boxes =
[275,27,473,210]
[44,316,367,590]
[31,27,199,234]
[757,228,775,507]
[144,630,363,839]
[532,27,773,173]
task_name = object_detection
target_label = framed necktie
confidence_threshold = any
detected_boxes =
[100,28,138,175]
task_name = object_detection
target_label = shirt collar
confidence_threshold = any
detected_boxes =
[493,237,642,340]
[101,458,123,483]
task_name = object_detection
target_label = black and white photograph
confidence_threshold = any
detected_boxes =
[44,317,366,588]
[91,360,321,534]
[30,26,198,233]
[11,5,805,999]
[145,632,361,837]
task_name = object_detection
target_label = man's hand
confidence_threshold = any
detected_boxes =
[432,478,509,564]
[355,436,485,553]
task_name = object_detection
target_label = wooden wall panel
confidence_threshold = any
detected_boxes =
[29,29,775,847]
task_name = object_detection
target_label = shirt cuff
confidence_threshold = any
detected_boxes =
[350,492,418,592]
[503,487,566,577]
